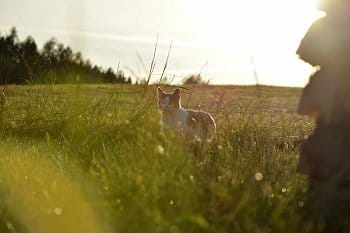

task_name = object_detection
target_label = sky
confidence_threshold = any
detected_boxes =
[0,0,323,86]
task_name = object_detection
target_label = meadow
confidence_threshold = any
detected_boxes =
[0,83,315,233]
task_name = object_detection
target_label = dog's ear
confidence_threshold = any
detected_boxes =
[157,87,165,99]
[173,88,181,98]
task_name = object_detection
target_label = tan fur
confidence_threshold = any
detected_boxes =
[186,110,216,141]
[157,87,216,142]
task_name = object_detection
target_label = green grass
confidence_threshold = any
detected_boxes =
[0,84,315,233]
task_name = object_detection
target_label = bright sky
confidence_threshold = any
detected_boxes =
[0,0,323,86]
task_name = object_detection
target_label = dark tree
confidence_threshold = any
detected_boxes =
[127,77,132,84]
[0,27,132,85]
[182,74,208,85]
[103,68,117,83]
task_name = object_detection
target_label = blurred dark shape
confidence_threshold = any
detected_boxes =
[297,0,350,231]
[0,27,131,85]
[182,74,208,85]
[156,76,172,85]
[102,69,131,84]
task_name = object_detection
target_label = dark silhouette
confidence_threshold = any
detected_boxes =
[0,27,132,85]
[182,74,208,85]
[297,1,350,232]
[102,69,130,84]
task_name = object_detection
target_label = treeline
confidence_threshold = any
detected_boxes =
[0,27,132,85]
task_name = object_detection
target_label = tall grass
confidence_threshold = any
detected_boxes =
[0,83,314,233]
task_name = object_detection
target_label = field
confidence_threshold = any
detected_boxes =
[0,84,315,233]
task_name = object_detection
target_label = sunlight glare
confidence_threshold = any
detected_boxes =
[189,0,323,86]
[191,0,320,51]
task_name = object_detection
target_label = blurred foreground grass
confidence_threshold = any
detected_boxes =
[0,84,314,233]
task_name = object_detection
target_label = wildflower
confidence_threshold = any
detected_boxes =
[298,201,304,207]
[254,172,263,181]
[54,207,62,216]
[156,145,164,154]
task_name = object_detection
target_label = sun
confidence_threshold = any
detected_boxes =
[190,0,321,51]
[188,0,323,86]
